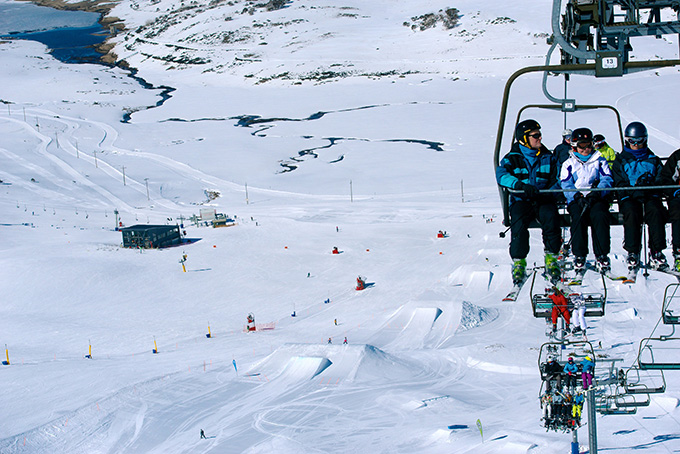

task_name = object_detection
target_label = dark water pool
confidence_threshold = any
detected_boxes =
[3,23,110,64]
[0,1,108,64]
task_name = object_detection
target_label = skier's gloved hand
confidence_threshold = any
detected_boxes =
[520,183,539,198]
[637,174,655,186]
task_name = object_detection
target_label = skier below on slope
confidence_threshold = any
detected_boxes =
[496,119,562,286]
[559,127,613,275]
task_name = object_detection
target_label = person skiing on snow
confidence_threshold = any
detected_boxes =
[593,134,616,168]
[549,286,571,333]
[560,127,614,274]
[570,293,587,335]
[612,121,669,273]
[580,355,595,390]
[659,146,680,272]
[496,119,562,285]
[563,357,579,390]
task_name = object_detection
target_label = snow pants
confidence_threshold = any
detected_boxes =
[620,197,667,254]
[582,371,593,390]
[567,198,610,258]
[509,200,561,259]
[572,403,582,419]
[552,305,571,326]
[667,197,680,253]
[572,305,586,331]
[564,373,577,389]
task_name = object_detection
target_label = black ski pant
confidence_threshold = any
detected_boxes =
[619,197,667,255]
[567,198,610,259]
[667,197,680,254]
[509,200,561,259]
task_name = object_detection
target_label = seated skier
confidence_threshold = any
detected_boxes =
[549,286,571,334]
[496,119,562,285]
[563,357,579,390]
[560,127,613,274]
[544,355,563,391]
[570,293,587,335]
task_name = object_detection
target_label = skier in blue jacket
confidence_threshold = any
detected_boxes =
[563,356,579,390]
[496,119,562,285]
[612,121,668,272]
[580,355,595,390]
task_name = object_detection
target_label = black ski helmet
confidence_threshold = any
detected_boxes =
[570,127,593,145]
[593,134,605,149]
[515,119,541,147]
[624,121,648,145]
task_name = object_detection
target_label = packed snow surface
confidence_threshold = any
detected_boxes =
[2,0,680,453]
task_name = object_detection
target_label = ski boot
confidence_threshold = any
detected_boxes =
[574,256,586,272]
[650,250,669,272]
[545,252,561,283]
[675,254,680,273]
[627,252,640,272]
[595,255,611,274]
[512,258,527,285]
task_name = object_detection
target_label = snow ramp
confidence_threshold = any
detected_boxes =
[447,265,496,295]
[245,343,418,384]
[375,307,443,350]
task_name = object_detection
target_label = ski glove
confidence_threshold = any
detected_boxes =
[637,174,655,186]
[519,183,539,198]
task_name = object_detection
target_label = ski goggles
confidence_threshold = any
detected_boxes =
[575,141,593,150]
[593,139,605,148]
[626,136,647,145]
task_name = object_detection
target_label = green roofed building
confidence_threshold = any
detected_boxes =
[121,225,181,249]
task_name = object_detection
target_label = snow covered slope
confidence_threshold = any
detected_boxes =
[1,0,680,453]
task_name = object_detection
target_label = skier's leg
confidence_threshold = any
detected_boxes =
[537,201,562,255]
[620,198,643,255]
[644,198,668,253]
[589,199,611,258]
[668,197,680,252]
[578,306,587,330]
[509,201,534,259]
[568,201,589,258]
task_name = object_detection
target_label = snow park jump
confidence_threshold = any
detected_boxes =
[494,1,680,451]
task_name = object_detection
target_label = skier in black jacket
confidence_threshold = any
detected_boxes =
[659,147,680,271]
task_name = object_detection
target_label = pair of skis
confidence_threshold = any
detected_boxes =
[503,267,559,302]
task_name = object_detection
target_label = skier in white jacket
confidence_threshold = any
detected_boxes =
[560,127,614,273]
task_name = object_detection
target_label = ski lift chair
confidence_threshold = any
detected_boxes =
[530,272,606,318]
[636,285,680,370]
[637,331,680,370]
[662,283,680,325]
[623,366,667,394]
[612,388,651,408]
[595,395,638,415]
